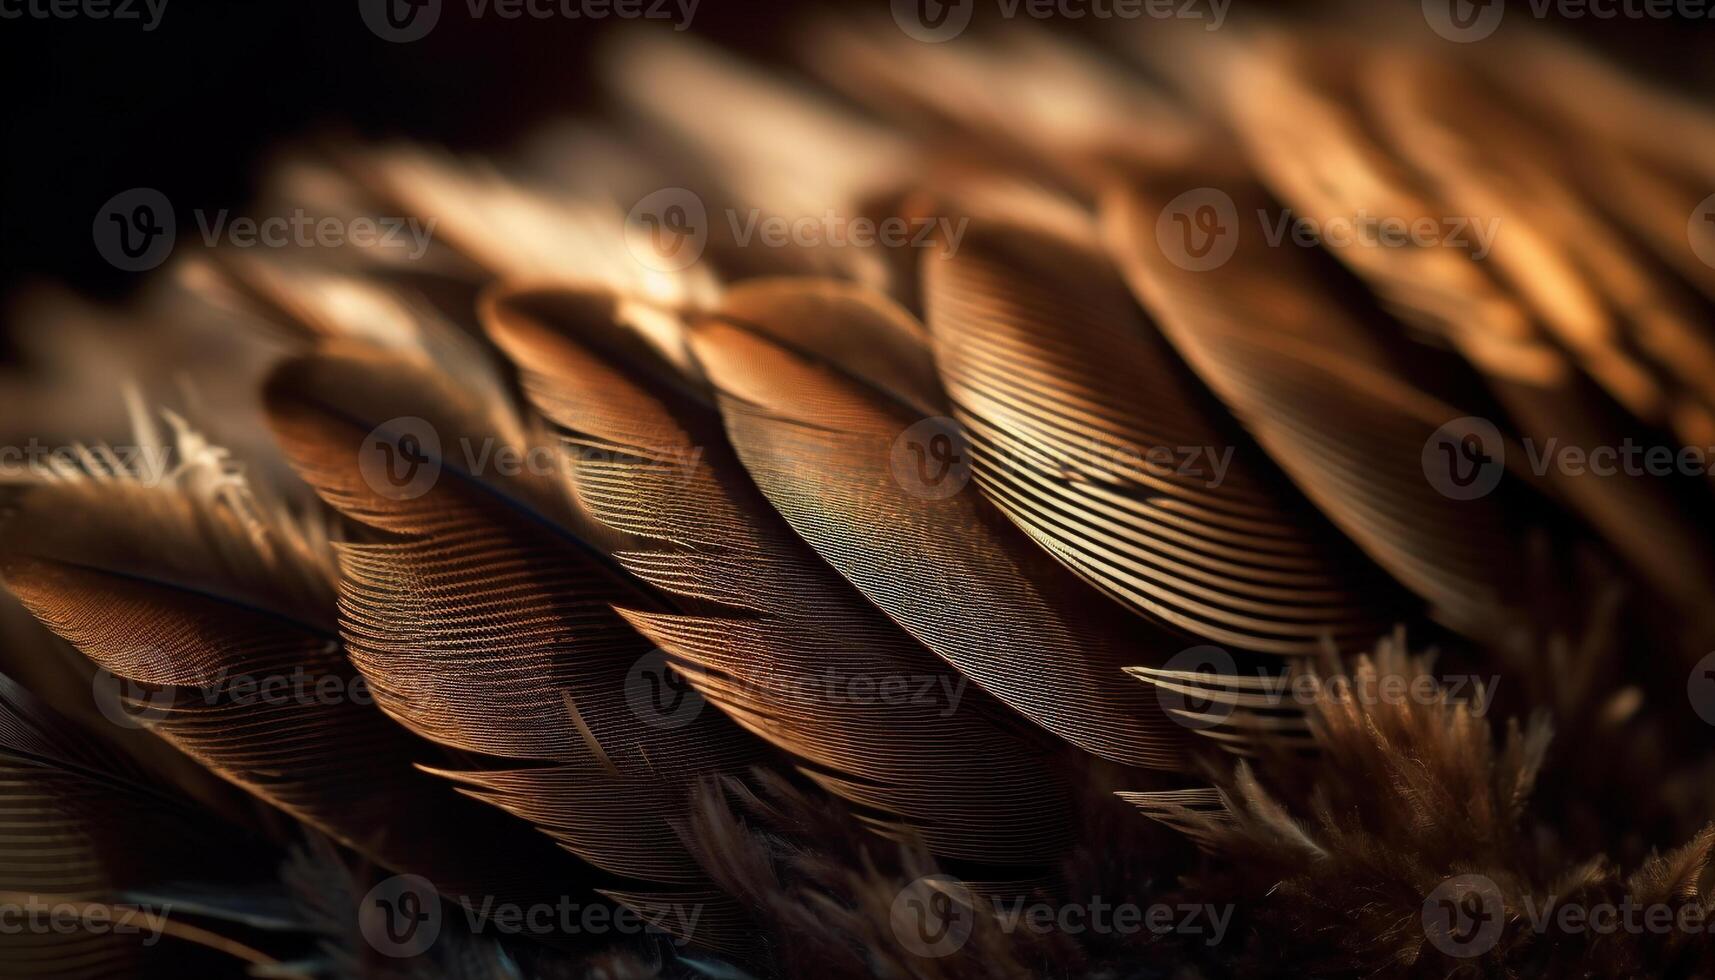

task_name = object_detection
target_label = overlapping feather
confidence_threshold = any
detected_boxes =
[262,345,758,947]
[485,284,1077,867]
[685,279,1192,769]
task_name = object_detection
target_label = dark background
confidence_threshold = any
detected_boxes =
[1,0,1712,304]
